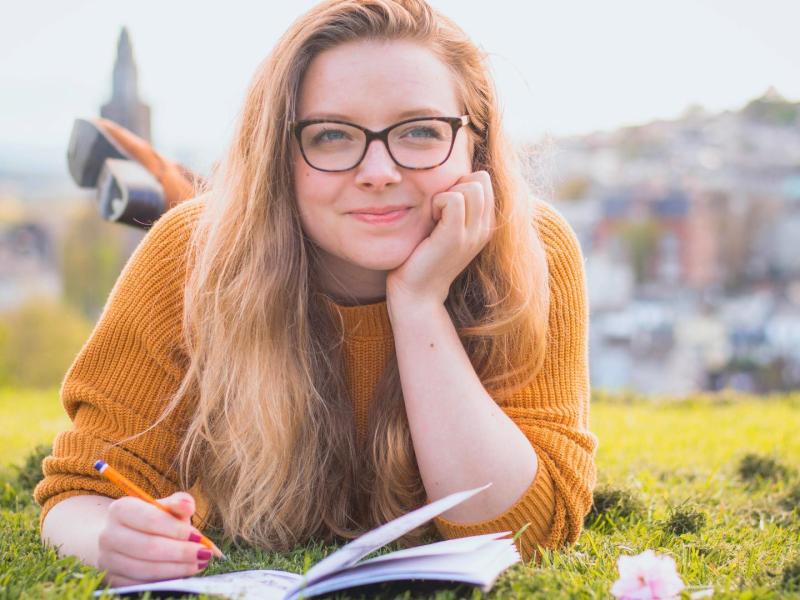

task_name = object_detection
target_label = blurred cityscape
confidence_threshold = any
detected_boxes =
[526,87,800,396]
[1,29,799,396]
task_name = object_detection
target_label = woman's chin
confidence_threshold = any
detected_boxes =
[349,246,414,272]
[355,255,409,271]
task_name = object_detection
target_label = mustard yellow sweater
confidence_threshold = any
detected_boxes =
[34,197,597,562]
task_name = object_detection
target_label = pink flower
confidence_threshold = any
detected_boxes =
[611,549,686,600]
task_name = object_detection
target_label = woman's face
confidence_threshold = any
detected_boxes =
[293,39,473,300]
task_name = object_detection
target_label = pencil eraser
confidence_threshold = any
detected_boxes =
[93,460,107,472]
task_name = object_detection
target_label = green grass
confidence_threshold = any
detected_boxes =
[0,387,69,466]
[1,390,799,598]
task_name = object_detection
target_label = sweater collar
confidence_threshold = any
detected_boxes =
[320,294,393,338]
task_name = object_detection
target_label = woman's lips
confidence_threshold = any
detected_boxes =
[350,207,411,224]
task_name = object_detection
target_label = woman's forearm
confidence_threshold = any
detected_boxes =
[388,298,539,524]
[41,494,113,568]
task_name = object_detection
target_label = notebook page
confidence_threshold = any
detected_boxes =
[295,483,491,590]
[289,537,519,599]
[92,569,301,600]
[356,531,511,566]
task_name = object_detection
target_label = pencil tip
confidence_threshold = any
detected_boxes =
[219,552,229,561]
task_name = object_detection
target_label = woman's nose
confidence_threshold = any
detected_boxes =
[354,139,402,189]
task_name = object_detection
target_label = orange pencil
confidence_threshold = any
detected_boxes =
[93,459,227,561]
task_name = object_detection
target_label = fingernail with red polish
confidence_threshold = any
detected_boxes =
[197,548,212,561]
[198,561,209,570]
[188,532,202,543]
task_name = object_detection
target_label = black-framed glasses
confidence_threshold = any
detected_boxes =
[290,115,471,172]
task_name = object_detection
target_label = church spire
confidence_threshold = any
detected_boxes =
[101,27,151,142]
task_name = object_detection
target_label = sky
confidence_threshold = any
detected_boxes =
[1,0,798,172]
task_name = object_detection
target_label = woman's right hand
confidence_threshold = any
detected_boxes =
[97,491,212,586]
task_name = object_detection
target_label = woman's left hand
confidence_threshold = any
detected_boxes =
[386,170,496,309]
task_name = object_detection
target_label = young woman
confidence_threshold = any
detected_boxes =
[36,0,598,586]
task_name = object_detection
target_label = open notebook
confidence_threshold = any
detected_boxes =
[93,484,521,600]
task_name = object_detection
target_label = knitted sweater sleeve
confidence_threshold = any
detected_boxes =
[33,199,204,533]
[432,201,598,562]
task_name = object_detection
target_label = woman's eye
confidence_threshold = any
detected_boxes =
[312,128,350,144]
[400,126,442,140]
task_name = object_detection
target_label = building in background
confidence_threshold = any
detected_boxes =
[100,27,151,142]
[0,27,150,315]
[543,88,800,395]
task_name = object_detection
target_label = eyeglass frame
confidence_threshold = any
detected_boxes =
[289,114,472,172]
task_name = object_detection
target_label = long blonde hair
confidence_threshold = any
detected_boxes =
[160,0,550,550]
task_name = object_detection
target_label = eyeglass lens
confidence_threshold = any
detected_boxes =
[299,119,455,171]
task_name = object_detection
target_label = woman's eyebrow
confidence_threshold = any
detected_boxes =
[301,107,448,121]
